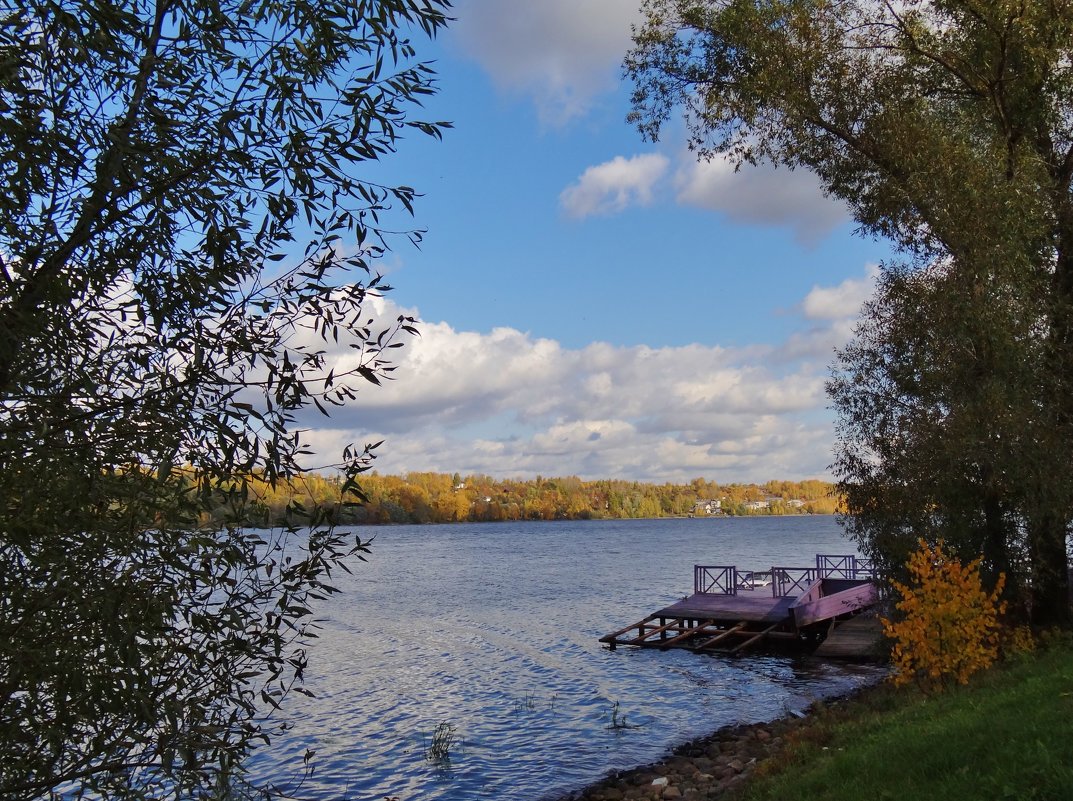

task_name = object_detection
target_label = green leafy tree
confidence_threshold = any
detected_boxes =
[829,259,1051,605]
[626,0,1073,623]
[0,1,450,798]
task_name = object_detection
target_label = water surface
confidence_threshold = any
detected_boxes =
[248,516,883,800]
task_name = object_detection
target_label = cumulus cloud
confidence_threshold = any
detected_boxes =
[559,153,669,219]
[451,0,641,124]
[776,318,860,363]
[801,263,880,320]
[291,266,880,482]
[675,155,850,246]
[767,265,880,362]
[558,149,849,243]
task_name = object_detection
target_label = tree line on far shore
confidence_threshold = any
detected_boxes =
[203,472,841,526]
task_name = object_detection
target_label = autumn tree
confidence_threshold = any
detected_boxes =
[0,1,450,798]
[626,0,1073,623]
[884,540,1006,689]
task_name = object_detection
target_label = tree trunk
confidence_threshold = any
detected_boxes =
[1027,513,1071,626]
[980,482,1014,595]
[1039,229,1073,626]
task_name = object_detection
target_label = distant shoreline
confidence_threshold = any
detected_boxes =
[348,511,837,526]
[208,472,842,528]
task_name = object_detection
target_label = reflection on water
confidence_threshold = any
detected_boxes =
[245,517,885,800]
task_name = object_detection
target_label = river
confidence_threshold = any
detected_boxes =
[245,516,884,800]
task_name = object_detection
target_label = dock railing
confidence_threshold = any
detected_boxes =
[772,567,818,597]
[855,557,877,578]
[696,556,877,598]
[816,554,876,580]
[694,565,738,595]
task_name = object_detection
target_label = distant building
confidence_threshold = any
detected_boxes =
[743,500,769,511]
[692,499,722,515]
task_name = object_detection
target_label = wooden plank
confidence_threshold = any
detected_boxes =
[658,591,796,623]
[658,620,726,647]
[691,622,746,651]
[600,614,659,642]
[792,581,878,627]
[815,615,885,659]
[789,578,824,609]
[632,617,690,642]
[728,621,782,654]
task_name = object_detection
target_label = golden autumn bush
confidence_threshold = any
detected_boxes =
[882,540,1006,689]
[1001,624,1037,658]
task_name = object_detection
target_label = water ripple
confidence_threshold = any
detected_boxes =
[244,517,885,800]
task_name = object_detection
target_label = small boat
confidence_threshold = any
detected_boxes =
[736,570,772,590]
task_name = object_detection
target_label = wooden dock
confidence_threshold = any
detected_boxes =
[814,613,885,659]
[600,554,881,658]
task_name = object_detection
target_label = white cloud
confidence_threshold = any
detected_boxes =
[451,0,641,124]
[776,318,859,363]
[767,266,878,362]
[557,149,849,242]
[291,266,879,482]
[801,263,879,320]
[675,155,850,246]
[559,153,669,219]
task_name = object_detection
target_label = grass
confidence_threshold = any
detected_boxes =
[606,700,641,730]
[737,640,1073,801]
[423,721,458,763]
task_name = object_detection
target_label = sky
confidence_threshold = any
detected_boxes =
[302,0,897,485]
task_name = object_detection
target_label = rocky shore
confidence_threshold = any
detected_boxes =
[553,692,868,801]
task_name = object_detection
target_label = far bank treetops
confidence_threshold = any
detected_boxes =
[203,472,841,527]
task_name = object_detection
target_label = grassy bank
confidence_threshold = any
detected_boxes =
[737,640,1073,800]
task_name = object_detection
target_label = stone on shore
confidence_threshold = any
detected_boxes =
[553,695,868,801]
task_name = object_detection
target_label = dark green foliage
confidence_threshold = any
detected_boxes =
[626,0,1072,623]
[0,0,451,797]
[828,261,1056,602]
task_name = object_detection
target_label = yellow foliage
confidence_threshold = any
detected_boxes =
[882,540,1006,690]
[1001,625,1037,658]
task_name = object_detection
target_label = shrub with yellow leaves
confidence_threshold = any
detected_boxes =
[1001,625,1037,658]
[882,540,1006,690]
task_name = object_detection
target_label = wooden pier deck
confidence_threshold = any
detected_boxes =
[814,613,885,659]
[600,554,880,658]
[652,587,798,626]
[659,590,797,623]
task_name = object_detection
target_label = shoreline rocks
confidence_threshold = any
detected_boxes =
[551,689,872,801]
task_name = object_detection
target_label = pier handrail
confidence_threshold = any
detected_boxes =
[694,565,737,595]
[771,566,818,597]
[695,556,877,598]
[816,554,876,580]
[854,557,877,579]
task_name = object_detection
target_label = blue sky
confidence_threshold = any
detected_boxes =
[303,0,896,484]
